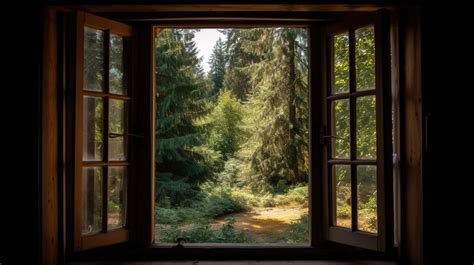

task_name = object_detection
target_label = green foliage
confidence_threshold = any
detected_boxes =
[199,90,245,160]
[157,218,251,243]
[227,28,309,188]
[208,38,227,97]
[155,29,214,207]
[279,214,309,243]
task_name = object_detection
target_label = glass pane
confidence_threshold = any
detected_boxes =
[332,99,350,158]
[84,27,104,92]
[110,34,127,95]
[83,96,103,161]
[357,165,377,233]
[108,167,127,230]
[333,32,349,94]
[109,99,128,161]
[355,26,375,91]
[356,96,376,159]
[334,165,351,228]
[82,167,103,235]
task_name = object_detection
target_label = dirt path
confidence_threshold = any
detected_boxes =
[212,206,307,242]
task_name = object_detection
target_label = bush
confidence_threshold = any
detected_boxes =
[279,213,309,243]
[273,185,308,206]
[157,218,251,243]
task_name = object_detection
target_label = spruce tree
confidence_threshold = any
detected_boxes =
[208,38,227,97]
[155,29,212,207]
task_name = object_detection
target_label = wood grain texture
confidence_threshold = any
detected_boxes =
[399,6,423,265]
[42,7,59,265]
[64,4,384,13]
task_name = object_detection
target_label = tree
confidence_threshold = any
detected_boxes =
[201,90,245,160]
[155,29,213,207]
[228,28,309,189]
[208,38,227,97]
[222,29,261,100]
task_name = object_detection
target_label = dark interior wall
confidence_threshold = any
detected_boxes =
[419,3,470,265]
[1,3,43,265]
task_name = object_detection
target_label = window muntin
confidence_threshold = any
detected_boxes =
[328,26,378,234]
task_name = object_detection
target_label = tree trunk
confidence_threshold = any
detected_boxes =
[287,31,299,182]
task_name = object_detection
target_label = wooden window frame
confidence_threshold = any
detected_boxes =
[323,12,393,252]
[72,11,135,251]
[40,5,411,263]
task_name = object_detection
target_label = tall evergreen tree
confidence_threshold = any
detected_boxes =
[208,38,227,97]
[155,29,212,207]
[232,28,309,188]
[222,29,261,100]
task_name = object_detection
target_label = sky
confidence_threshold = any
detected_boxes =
[193,29,226,73]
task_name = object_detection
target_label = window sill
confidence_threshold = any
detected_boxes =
[69,260,397,265]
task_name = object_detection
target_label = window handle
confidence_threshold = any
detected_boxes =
[109,133,144,139]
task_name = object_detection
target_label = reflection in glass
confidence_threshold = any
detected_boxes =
[357,165,377,233]
[108,167,127,230]
[355,26,375,91]
[82,167,103,235]
[332,99,350,158]
[109,99,128,161]
[84,27,104,92]
[333,32,350,94]
[334,165,351,228]
[83,96,103,161]
[110,34,127,95]
[356,96,376,159]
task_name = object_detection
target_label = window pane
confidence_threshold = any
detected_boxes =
[333,32,350,94]
[82,167,103,235]
[355,26,375,91]
[83,96,103,161]
[84,27,104,92]
[109,99,128,161]
[357,165,377,233]
[356,96,376,159]
[332,99,350,158]
[108,167,127,230]
[110,34,127,95]
[334,165,351,228]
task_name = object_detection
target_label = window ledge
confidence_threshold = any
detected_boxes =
[69,260,397,265]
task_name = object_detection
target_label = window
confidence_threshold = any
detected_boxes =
[153,27,310,245]
[324,13,393,251]
[73,12,133,251]
[65,8,395,258]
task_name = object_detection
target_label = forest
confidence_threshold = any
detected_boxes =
[79,24,376,244]
[153,27,377,244]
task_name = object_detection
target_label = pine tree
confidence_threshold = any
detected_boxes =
[155,29,213,207]
[208,38,227,97]
[230,28,309,188]
[222,29,261,100]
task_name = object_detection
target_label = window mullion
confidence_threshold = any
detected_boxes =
[348,29,358,232]
[102,29,111,233]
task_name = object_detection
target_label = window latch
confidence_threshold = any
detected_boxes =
[319,126,345,144]
[173,237,188,248]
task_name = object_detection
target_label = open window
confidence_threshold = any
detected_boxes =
[62,7,397,258]
[72,11,135,251]
[323,12,393,251]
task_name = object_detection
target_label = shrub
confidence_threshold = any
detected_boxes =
[279,213,309,243]
[156,218,251,243]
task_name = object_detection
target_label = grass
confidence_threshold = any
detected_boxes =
[154,184,309,244]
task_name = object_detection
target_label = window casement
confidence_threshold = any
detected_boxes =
[65,8,395,259]
[322,12,393,251]
[72,11,135,251]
